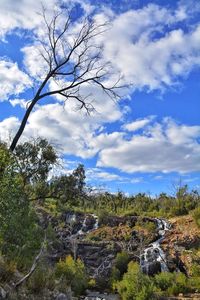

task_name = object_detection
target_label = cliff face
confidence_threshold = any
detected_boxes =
[45,211,200,282]
[162,215,200,275]
[47,212,159,277]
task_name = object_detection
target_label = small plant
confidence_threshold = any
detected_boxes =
[115,261,155,300]
[0,258,16,282]
[154,272,175,291]
[192,207,200,228]
[55,255,88,296]
[97,210,110,226]
[27,267,49,294]
[115,252,130,276]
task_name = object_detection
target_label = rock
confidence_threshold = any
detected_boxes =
[142,261,161,276]
[0,287,7,299]
[56,292,71,300]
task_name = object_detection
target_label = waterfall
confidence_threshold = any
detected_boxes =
[65,212,99,236]
[140,218,170,275]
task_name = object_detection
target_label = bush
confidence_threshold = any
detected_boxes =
[0,145,42,268]
[136,283,156,300]
[192,207,200,228]
[0,257,16,282]
[55,255,88,296]
[115,261,155,300]
[97,210,110,226]
[154,272,189,296]
[27,267,47,294]
[191,262,200,277]
[154,272,175,291]
[115,251,130,276]
[188,276,200,292]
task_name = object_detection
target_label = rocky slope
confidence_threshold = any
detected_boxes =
[162,215,200,275]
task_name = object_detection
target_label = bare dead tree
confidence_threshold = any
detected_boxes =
[13,233,46,289]
[10,8,123,151]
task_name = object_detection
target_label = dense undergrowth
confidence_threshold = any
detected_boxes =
[0,139,200,299]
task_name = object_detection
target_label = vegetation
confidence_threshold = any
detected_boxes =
[114,261,155,300]
[55,255,88,296]
[192,207,200,228]
[0,139,200,298]
[115,261,200,299]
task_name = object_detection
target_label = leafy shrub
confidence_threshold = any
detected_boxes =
[155,272,189,296]
[188,276,200,292]
[191,262,200,277]
[0,145,42,268]
[27,267,48,294]
[115,261,155,300]
[110,266,121,288]
[154,272,175,291]
[88,278,96,289]
[143,221,156,233]
[135,283,156,300]
[192,207,200,228]
[55,255,88,296]
[97,210,110,226]
[0,257,16,282]
[115,251,130,276]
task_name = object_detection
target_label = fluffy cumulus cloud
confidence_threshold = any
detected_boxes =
[2,108,200,174]
[101,4,200,90]
[0,60,31,100]
[0,0,54,37]
[97,118,200,173]
[0,117,20,142]
[0,1,200,92]
[86,168,123,182]
[0,98,123,158]
[123,116,155,132]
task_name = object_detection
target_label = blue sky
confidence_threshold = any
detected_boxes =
[0,0,200,196]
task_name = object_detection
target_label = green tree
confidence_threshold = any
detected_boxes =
[55,255,88,296]
[0,144,42,267]
[50,164,86,206]
[115,261,155,300]
[14,138,58,186]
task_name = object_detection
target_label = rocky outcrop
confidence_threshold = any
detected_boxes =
[162,215,200,274]
[46,211,164,278]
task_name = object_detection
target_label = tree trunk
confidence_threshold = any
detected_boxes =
[10,97,39,151]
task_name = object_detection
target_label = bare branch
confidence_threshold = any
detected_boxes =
[10,7,123,151]
[13,233,46,289]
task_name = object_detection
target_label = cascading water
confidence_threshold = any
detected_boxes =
[65,212,76,225]
[140,218,171,275]
[77,214,99,235]
[65,212,99,236]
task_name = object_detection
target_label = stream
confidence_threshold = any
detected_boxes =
[65,213,171,275]
[140,218,171,275]
[65,212,99,236]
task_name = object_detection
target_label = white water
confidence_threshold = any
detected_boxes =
[140,219,170,274]
[66,212,99,236]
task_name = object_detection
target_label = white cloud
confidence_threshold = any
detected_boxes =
[97,118,200,173]
[9,98,29,109]
[0,117,20,142]
[131,177,143,184]
[123,116,155,132]
[86,168,123,182]
[0,0,56,37]
[0,98,123,158]
[1,1,200,94]
[101,4,200,90]
[0,60,31,100]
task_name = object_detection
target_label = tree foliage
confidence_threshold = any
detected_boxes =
[0,143,42,267]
